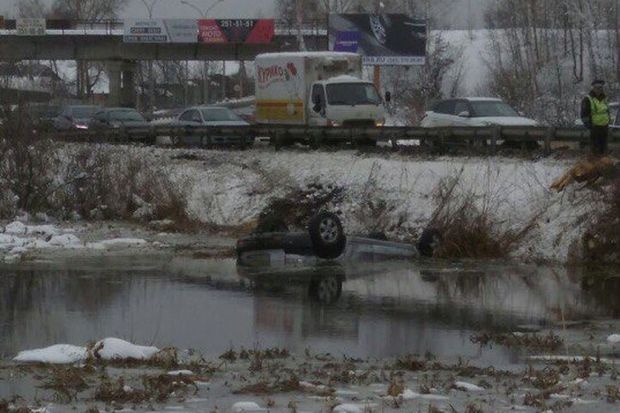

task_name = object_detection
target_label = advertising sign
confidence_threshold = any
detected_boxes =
[123,19,197,43]
[329,14,426,65]
[198,19,274,44]
[16,18,46,36]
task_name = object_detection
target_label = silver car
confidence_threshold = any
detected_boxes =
[173,106,251,148]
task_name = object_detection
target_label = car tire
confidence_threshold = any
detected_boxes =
[418,227,442,258]
[309,276,342,304]
[308,211,346,259]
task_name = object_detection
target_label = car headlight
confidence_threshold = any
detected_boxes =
[375,118,385,127]
[75,124,89,129]
[327,119,341,127]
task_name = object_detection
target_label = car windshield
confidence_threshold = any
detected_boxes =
[200,108,243,122]
[470,101,520,117]
[71,106,99,118]
[109,110,145,122]
[326,83,382,106]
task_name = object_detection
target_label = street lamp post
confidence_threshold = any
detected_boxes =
[180,0,224,105]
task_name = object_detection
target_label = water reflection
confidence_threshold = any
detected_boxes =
[0,257,618,368]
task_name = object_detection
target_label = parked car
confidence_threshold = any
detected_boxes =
[89,107,153,141]
[420,98,538,127]
[24,104,61,132]
[236,211,441,303]
[54,105,101,131]
[173,106,251,147]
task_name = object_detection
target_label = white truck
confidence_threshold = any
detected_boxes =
[254,52,386,128]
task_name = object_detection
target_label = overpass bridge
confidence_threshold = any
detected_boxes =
[0,20,328,106]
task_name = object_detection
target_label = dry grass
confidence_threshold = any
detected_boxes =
[583,176,620,263]
[470,332,563,352]
[254,182,345,232]
[429,169,538,259]
[38,366,91,402]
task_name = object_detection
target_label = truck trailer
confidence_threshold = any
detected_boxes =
[255,52,386,129]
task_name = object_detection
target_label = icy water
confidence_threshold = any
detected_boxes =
[1,255,618,368]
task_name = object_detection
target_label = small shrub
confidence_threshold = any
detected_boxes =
[254,182,345,232]
[583,177,620,263]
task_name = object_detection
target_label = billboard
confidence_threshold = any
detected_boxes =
[123,19,197,43]
[329,14,427,65]
[198,19,274,44]
[16,18,46,36]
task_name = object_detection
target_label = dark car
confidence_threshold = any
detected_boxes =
[24,104,61,132]
[89,107,153,141]
[236,212,441,303]
[54,105,101,131]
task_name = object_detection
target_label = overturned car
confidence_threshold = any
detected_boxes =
[236,212,441,302]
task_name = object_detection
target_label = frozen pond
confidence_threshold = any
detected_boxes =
[1,255,618,370]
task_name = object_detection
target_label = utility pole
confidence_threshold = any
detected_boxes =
[181,0,224,104]
[139,0,158,112]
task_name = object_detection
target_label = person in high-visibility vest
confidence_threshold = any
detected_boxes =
[580,79,611,156]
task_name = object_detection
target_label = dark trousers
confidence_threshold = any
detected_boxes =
[590,126,608,155]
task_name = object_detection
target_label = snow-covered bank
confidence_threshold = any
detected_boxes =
[170,147,607,263]
[1,143,615,264]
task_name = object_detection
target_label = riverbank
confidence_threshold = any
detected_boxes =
[0,142,618,264]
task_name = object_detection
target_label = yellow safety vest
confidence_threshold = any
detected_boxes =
[587,96,610,126]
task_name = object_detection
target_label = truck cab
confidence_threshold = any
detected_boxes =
[308,76,385,127]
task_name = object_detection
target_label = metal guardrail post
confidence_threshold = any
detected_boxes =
[544,127,554,155]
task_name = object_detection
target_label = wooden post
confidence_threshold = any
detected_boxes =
[373,66,381,91]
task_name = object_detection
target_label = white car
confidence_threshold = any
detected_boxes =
[420,98,538,127]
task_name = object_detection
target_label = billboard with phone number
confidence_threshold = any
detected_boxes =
[329,14,427,65]
[198,19,274,44]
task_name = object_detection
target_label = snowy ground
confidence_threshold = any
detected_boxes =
[0,144,612,264]
[4,324,620,413]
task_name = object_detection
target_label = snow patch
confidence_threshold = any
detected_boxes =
[607,334,620,344]
[13,344,88,364]
[454,381,485,392]
[231,401,263,412]
[93,337,159,360]
[13,338,160,364]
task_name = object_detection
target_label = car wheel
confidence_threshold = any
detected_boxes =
[309,276,342,304]
[308,211,346,259]
[200,135,212,149]
[418,227,442,258]
[170,135,181,147]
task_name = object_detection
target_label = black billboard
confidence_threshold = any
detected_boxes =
[329,14,427,65]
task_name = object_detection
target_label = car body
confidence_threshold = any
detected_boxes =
[236,212,439,303]
[89,107,150,130]
[237,232,419,304]
[420,98,538,128]
[54,105,101,131]
[173,106,251,147]
[24,104,61,132]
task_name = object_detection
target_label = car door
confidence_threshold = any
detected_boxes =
[308,84,327,126]
[177,109,202,145]
[452,100,472,126]
[431,100,456,126]
[90,111,107,129]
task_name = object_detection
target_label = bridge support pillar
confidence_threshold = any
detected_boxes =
[107,60,137,108]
